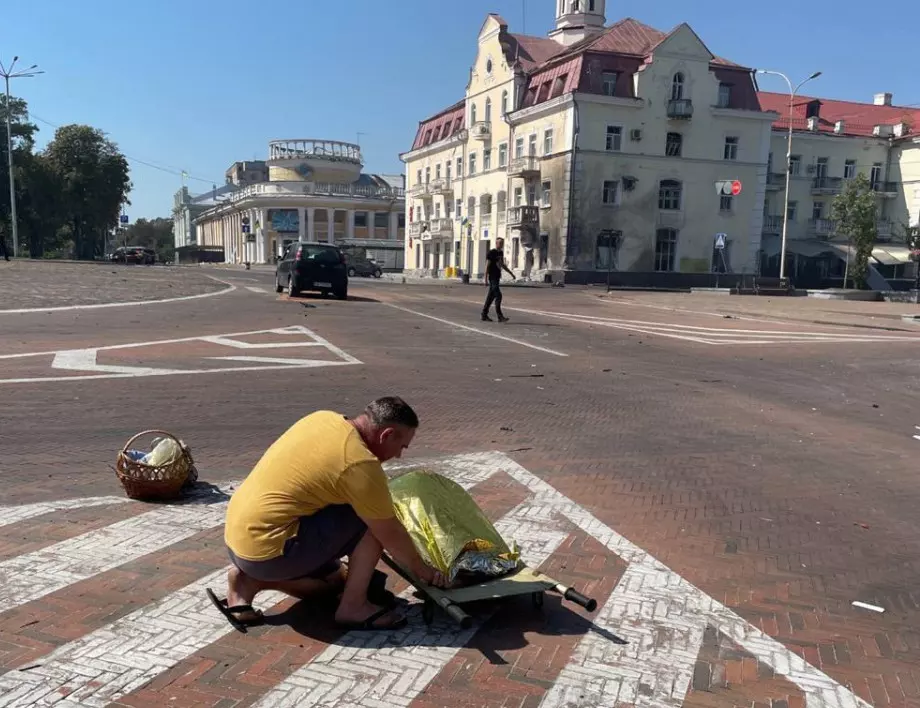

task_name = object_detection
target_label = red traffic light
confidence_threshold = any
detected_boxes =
[731,180,742,196]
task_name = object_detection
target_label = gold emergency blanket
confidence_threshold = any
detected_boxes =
[389,469,521,583]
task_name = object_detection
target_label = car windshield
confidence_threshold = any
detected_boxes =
[300,246,339,263]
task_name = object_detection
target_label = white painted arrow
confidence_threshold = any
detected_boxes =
[51,349,186,376]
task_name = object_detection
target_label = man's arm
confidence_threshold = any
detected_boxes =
[363,515,448,587]
[502,259,516,279]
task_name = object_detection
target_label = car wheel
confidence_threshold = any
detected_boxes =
[275,273,284,293]
[287,276,300,298]
[374,269,382,278]
[334,287,348,301]
[347,267,356,277]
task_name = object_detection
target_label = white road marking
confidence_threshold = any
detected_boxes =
[0,325,362,384]
[0,276,235,315]
[0,568,288,707]
[0,496,131,530]
[253,505,568,708]
[0,453,511,707]
[504,306,920,346]
[0,484,238,612]
[246,286,269,294]
[852,601,885,613]
[0,451,868,708]
[386,303,568,357]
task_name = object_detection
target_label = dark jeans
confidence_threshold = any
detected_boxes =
[482,279,504,318]
[0,239,9,261]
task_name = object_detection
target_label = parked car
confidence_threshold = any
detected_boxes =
[345,255,383,279]
[275,242,348,300]
[110,246,156,265]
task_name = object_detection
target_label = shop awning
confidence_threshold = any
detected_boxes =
[872,246,914,265]
[761,236,838,259]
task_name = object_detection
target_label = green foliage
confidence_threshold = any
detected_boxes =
[119,217,174,261]
[1,96,133,259]
[831,173,878,288]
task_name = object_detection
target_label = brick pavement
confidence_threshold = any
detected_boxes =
[0,278,919,705]
[0,260,229,311]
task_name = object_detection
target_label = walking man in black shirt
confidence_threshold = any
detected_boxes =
[481,237,515,322]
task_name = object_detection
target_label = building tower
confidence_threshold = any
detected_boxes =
[549,0,606,46]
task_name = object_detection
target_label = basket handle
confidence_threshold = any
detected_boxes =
[121,429,186,454]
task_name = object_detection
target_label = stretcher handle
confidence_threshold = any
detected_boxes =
[557,584,598,612]
[444,602,473,629]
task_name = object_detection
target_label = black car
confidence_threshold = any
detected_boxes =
[275,242,348,300]
[345,255,382,279]
[111,246,156,265]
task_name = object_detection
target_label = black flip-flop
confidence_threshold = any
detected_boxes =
[206,588,265,633]
[337,605,408,632]
[368,569,398,608]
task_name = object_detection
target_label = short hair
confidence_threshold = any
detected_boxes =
[365,396,419,429]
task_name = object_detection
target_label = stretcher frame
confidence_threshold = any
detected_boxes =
[382,554,598,629]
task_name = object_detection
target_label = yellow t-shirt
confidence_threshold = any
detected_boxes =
[224,410,395,561]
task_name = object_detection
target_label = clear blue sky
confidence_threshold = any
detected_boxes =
[3,0,916,220]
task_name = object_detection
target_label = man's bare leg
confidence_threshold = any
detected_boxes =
[226,565,346,622]
[335,531,404,627]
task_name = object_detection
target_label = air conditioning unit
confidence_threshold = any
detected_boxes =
[630,128,642,141]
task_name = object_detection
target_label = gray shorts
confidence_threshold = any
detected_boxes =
[228,504,366,583]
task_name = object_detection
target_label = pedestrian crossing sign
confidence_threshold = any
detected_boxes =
[715,233,727,250]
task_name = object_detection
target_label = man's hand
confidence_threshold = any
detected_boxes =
[412,560,449,588]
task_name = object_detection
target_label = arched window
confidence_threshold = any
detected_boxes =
[471,103,477,124]
[501,90,509,116]
[484,98,492,123]
[658,180,682,210]
[671,73,685,101]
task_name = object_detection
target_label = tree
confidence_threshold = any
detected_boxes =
[121,217,174,261]
[0,94,40,253]
[831,173,878,289]
[42,125,131,260]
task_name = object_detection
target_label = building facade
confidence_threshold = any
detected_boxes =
[194,140,406,268]
[402,1,920,290]
[225,161,269,187]
[756,91,920,288]
[172,183,241,259]
[401,1,778,285]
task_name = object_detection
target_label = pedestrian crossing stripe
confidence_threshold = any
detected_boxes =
[0,452,867,708]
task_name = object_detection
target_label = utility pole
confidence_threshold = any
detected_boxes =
[1,56,43,259]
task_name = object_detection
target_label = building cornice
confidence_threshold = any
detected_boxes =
[401,132,467,163]
[572,93,644,110]
[711,108,779,123]
[579,148,766,169]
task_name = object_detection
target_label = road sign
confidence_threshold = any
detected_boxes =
[119,214,129,224]
[241,216,250,226]
[242,224,251,234]
[715,180,743,196]
[715,233,727,250]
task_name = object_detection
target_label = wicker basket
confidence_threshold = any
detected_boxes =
[115,430,198,501]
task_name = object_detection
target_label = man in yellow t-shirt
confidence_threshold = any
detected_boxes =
[208,396,447,632]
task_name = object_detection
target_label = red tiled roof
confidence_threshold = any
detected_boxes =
[409,16,761,151]
[410,100,465,151]
[757,91,920,138]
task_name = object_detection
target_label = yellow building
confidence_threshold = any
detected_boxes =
[757,92,920,288]
[401,1,779,286]
[195,139,406,268]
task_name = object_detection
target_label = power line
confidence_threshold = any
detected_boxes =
[26,112,223,186]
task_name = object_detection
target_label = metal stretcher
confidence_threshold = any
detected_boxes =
[382,554,597,629]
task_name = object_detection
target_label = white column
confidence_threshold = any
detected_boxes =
[389,210,399,240]
[347,210,355,240]
[327,208,335,243]
[307,207,316,241]
[298,208,306,242]
[367,210,376,240]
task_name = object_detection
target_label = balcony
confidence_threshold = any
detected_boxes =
[408,222,427,238]
[407,183,429,199]
[430,178,453,195]
[429,217,454,238]
[766,173,785,191]
[506,205,540,228]
[508,155,541,178]
[809,218,836,238]
[811,176,843,195]
[872,181,899,198]
[667,99,693,120]
[762,216,783,235]
[470,122,491,141]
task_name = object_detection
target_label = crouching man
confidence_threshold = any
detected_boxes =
[208,396,447,632]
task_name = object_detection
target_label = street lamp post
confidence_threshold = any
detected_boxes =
[756,69,821,288]
[1,56,43,259]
